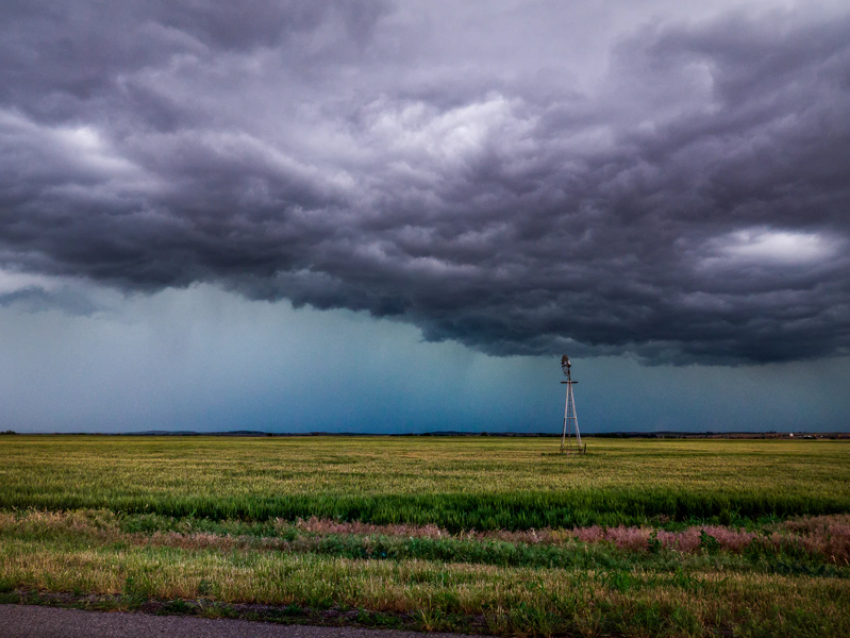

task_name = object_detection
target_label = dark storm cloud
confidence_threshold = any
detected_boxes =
[1,1,849,364]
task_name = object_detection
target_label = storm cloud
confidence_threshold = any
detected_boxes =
[1,1,849,364]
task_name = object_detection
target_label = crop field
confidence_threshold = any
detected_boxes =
[1,435,849,637]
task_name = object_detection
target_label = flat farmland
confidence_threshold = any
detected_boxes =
[2,436,849,528]
[1,436,849,637]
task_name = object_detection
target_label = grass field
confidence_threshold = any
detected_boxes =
[1,435,849,636]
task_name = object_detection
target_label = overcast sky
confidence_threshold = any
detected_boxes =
[1,0,848,433]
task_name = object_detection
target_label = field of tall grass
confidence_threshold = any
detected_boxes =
[1,435,849,636]
[2,436,848,528]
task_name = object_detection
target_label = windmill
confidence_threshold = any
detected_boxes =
[560,355,585,454]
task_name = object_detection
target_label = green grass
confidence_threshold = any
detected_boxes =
[1,435,849,636]
[2,509,845,576]
[1,436,848,529]
[1,513,848,637]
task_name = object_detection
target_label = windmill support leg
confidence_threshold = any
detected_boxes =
[560,382,583,454]
[561,390,570,453]
[570,383,582,449]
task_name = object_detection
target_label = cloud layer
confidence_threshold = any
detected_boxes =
[1,0,849,364]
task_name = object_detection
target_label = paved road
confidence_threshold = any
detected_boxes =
[0,606,481,638]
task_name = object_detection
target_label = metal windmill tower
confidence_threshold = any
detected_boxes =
[560,355,585,454]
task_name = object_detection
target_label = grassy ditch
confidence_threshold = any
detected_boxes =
[1,510,850,636]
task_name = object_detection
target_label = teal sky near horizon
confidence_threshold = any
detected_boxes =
[1,284,847,434]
